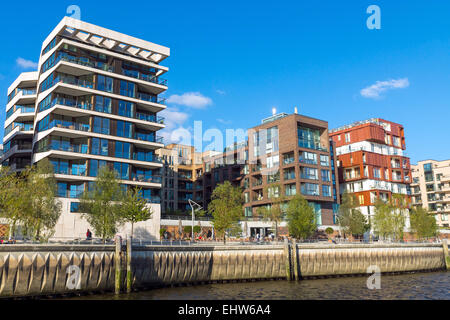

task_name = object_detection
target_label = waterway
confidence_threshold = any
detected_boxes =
[72,271,449,300]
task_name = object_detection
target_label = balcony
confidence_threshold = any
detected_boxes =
[252,179,263,187]
[131,174,162,184]
[4,123,34,136]
[135,112,164,124]
[37,143,88,154]
[122,69,167,86]
[137,92,166,104]
[54,167,87,177]
[49,119,90,132]
[58,54,114,73]
[132,153,162,163]
[134,132,164,143]
[8,89,37,103]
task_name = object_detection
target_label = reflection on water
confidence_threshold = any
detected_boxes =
[72,271,449,300]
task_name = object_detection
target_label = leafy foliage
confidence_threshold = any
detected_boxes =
[79,166,124,242]
[409,206,438,239]
[373,194,407,241]
[208,181,243,243]
[120,187,153,238]
[286,194,316,239]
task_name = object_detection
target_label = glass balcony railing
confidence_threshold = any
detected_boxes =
[146,196,161,204]
[49,119,90,132]
[8,89,37,103]
[37,143,88,154]
[57,76,94,89]
[4,123,34,136]
[135,112,164,124]
[134,132,164,143]
[54,168,87,176]
[122,69,167,86]
[131,174,162,184]
[132,153,162,163]
[137,92,166,105]
[58,54,114,72]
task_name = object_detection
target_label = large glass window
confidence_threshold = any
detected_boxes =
[57,182,67,197]
[322,185,332,197]
[118,100,134,118]
[117,120,132,138]
[320,155,329,166]
[114,162,130,180]
[50,158,69,175]
[95,96,112,114]
[321,169,330,182]
[120,80,136,98]
[301,183,319,196]
[70,183,84,198]
[298,126,322,150]
[301,167,318,180]
[285,183,297,196]
[89,159,106,177]
[91,138,109,156]
[97,75,113,92]
[93,116,110,135]
[299,151,317,164]
[115,141,131,159]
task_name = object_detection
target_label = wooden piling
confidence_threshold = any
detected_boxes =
[126,236,133,293]
[115,236,122,294]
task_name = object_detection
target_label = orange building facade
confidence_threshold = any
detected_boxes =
[329,118,412,227]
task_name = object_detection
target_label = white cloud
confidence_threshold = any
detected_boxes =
[166,92,212,109]
[16,57,38,69]
[159,108,191,144]
[360,78,409,99]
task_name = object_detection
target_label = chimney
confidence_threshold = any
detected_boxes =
[294,106,298,114]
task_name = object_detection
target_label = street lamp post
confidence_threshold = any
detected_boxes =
[188,199,202,241]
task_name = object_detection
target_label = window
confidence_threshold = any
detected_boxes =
[373,167,381,178]
[120,80,136,98]
[322,185,332,197]
[283,152,295,164]
[70,202,80,213]
[37,115,50,132]
[91,138,109,156]
[117,120,132,138]
[89,159,106,177]
[115,141,131,159]
[95,96,111,113]
[118,100,134,118]
[244,192,249,203]
[301,167,318,180]
[114,162,130,180]
[57,182,67,197]
[299,151,317,164]
[320,155,329,166]
[69,183,84,198]
[298,126,321,150]
[244,207,252,217]
[358,194,364,204]
[97,75,113,92]
[285,183,297,196]
[284,168,296,180]
[50,158,69,175]
[345,133,351,143]
[321,169,330,182]
[301,183,319,196]
[393,136,400,147]
[93,116,110,135]
[266,155,279,168]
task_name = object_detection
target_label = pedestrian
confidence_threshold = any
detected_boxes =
[86,229,92,240]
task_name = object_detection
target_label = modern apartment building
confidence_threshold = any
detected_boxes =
[411,160,450,228]
[156,144,204,215]
[329,118,411,229]
[2,72,37,171]
[200,112,340,237]
[2,17,169,239]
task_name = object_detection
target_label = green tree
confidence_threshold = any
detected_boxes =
[349,210,368,238]
[208,181,243,243]
[373,194,407,241]
[256,183,285,239]
[410,206,438,240]
[325,227,334,236]
[25,159,62,241]
[286,194,316,239]
[0,167,29,238]
[79,166,124,243]
[120,187,153,238]
[337,192,357,237]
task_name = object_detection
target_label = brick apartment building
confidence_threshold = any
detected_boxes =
[329,118,412,229]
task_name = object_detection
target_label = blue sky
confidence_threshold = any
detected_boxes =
[0,0,449,163]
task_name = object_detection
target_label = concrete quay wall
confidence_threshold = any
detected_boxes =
[0,242,447,298]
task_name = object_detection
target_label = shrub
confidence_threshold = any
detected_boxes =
[159,228,166,237]
[193,226,201,234]
[325,227,334,235]
[184,226,192,234]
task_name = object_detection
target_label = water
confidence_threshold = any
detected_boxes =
[72,271,449,300]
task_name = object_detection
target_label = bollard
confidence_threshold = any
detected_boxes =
[126,236,133,293]
[284,238,292,281]
[114,235,122,294]
[443,239,450,271]
[291,239,299,281]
